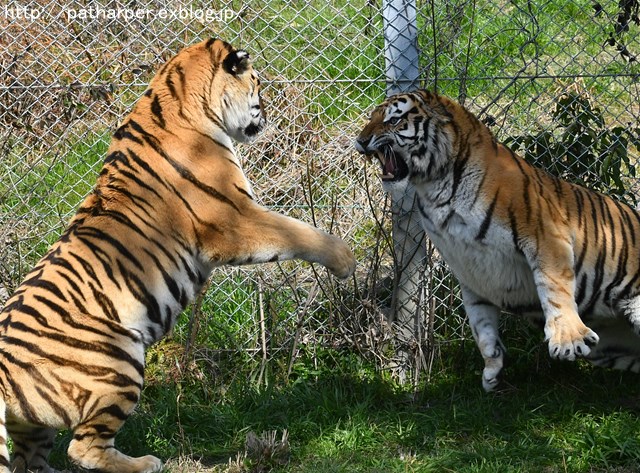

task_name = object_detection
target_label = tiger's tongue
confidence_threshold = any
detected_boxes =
[385,159,395,174]
[382,156,396,178]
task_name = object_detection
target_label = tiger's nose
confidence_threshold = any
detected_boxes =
[355,136,371,154]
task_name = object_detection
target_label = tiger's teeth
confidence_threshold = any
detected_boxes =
[380,172,395,179]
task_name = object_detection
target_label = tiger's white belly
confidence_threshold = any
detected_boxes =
[418,197,617,318]
[429,228,538,310]
[418,202,539,311]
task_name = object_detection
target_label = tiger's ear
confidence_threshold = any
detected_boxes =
[222,50,251,75]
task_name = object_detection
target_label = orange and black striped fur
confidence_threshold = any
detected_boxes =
[0,39,355,473]
[356,90,640,391]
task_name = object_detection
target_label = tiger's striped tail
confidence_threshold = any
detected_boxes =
[0,398,10,473]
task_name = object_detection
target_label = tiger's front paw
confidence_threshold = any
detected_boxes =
[545,318,599,360]
[326,235,356,279]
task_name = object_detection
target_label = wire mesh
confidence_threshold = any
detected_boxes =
[2,0,640,384]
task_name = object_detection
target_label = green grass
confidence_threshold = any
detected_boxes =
[45,327,640,472]
[138,341,640,473]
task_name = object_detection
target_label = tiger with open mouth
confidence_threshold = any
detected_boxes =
[357,89,640,391]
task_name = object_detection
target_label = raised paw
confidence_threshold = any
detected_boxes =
[326,235,356,279]
[545,320,599,361]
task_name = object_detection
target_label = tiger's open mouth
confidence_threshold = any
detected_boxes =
[364,146,409,182]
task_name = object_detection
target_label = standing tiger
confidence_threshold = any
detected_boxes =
[356,90,640,392]
[0,39,356,473]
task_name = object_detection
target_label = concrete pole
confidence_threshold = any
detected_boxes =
[382,0,427,382]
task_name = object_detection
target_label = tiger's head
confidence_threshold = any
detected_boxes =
[147,38,265,143]
[355,90,456,189]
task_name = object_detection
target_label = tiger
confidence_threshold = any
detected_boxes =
[0,38,356,473]
[356,89,640,392]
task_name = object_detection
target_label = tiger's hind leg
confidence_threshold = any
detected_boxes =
[461,286,506,392]
[68,435,162,473]
[67,403,163,473]
[8,424,58,473]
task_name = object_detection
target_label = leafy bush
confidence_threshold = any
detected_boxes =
[505,90,640,203]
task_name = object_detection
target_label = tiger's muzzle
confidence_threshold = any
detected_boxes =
[355,136,409,182]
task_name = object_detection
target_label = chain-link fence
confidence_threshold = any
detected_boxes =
[2,0,640,385]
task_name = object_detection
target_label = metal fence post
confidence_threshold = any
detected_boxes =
[383,0,427,382]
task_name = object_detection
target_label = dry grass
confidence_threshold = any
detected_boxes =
[161,430,289,473]
[163,456,245,473]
